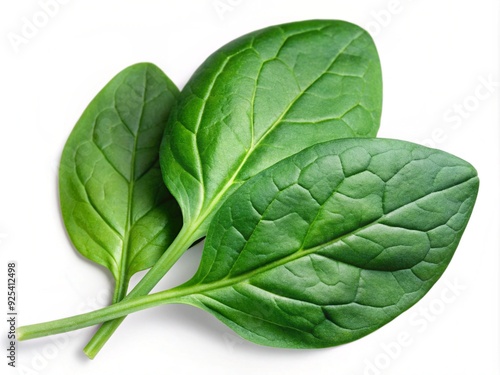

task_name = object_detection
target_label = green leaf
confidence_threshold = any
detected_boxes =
[177,138,478,348]
[161,19,383,232]
[59,63,182,303]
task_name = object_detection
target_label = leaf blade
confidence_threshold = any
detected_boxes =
[161,20,383,229]
[179,138,478,348]
[59,63,182,301]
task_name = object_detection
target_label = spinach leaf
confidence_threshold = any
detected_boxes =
[162,19,383,232]
[17,138,479,349]
[84,19,383,356]
[174,138,479,347]
[59,63,182,303]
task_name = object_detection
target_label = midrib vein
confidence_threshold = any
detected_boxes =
[196,32,364,225]
[174,174,475,300]
[115,70,149,302]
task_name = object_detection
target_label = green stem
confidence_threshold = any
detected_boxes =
[112,276,129,304]
[83,224,200,358]
[18,286,190,341]
[19,251,255,342]
[19,249,259,342]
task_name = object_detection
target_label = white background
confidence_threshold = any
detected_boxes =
[0,1,498,374]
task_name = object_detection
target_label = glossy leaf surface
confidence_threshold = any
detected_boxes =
[59,63,182,302]
[161,20,383,232]
[179,138,478,348]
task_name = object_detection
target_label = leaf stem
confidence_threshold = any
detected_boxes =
[18,286,190,342]
[112,276,129,304]
[82,223,200,358]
